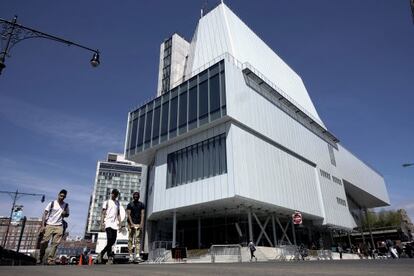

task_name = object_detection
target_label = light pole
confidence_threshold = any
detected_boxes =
[0,15,100,75]
[0,189,45,248]
[402,163,414,168]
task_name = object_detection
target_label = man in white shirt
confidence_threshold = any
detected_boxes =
[97,189,122,264]
[38,189,69,265]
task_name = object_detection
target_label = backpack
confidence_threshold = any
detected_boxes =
[47,200,69,234]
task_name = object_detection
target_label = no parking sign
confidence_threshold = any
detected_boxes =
[292,211,302,225]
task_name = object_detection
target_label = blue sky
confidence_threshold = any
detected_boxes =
[1,0,413,237]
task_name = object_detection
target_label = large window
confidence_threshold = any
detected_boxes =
[129,118,138,150]
[137,113,145,147]
[152,106,161,142]
[127,60,226,155]
[160,100,169,138]
[144,109,153,144]
[169,96,178,134]
[166,133,227,188]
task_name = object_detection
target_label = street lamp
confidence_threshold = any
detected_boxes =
[0,15,100,75]
[402,163,414,168]
[0,189,45,248]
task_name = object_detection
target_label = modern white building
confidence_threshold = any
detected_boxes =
[85,153,143,239]
[124,2,389,250]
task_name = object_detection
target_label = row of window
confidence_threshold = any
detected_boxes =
[127,60,226,156]
[167,133,227,188]
[320,169,343,188]
[99,172,121,177]
[336,197,347,206]
[99,163,142,173]
[320,169,331,180]
[332,176,342,186]
[161,38,172,92]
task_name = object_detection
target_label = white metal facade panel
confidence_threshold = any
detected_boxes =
[147,123,233,218]
[229,124,324,218]
[186,3,324,126]
[224,59,388,227]
[336,145,390,205]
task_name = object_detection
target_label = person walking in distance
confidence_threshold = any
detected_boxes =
[248,241,257,261]
[98,189,123,264]
[38,189,69,265]
[127,191,145,263]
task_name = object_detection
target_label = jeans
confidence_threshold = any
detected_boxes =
[101,227,117,258]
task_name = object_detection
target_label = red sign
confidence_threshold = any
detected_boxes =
[292,211,302,225]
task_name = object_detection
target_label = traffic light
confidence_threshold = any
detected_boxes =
[41,195,45,203]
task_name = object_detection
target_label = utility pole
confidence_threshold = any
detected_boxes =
[0,190,45,248]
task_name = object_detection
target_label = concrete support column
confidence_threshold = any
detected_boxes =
[348,232,352,248]
[271,214,277,247]
[247,208,253,242]
[365,208,376,249]
[359,208,366,245]
[172,210,177,248]
[198,217,201,249]
[291,220,297,246]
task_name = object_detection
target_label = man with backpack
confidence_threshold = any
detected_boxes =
[38,189,69,265]
[97,189,123,264]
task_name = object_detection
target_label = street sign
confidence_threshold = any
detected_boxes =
[292,211,302,225]
[11,209,23,225]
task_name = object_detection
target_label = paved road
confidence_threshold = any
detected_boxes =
[1,259,413,276]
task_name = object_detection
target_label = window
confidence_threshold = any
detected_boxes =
[169,96,178,133]
[199,80,208,119]
[336,197,347,206]
[137,114,145,147]
[161,101,169,137]
[332,176,342,185]
[209,74,220,113]
[129,118,138,150]
[179,91,187,129]
[144,109,153,143]
[320,169,331,180]
[188,86,197,123]
[328,144,336,166]
[152,106,161,141]
[166,133,227,188]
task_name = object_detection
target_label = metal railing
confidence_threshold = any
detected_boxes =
[210,244,242,263]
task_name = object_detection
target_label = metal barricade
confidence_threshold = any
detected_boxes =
[210,244,242,263]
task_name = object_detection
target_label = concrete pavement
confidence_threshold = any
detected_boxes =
[1,259,413,276]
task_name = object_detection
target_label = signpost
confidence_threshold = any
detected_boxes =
[292,211,302,225]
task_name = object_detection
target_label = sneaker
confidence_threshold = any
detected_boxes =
[106,257,113,265]
[95,253,103,264]
[128,254,134,263]
[135,256,143,263]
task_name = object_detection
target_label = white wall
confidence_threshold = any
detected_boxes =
[185,3,324,126]
[147,123,234,218]
[224,59,387,227]
[229,124,324,219]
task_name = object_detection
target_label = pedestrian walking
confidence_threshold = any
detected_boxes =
[38,189,70,265]
[248,241,257,261]
[97,189,123,264]
[126,191,145,263]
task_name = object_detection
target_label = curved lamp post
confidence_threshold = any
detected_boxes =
[0,15,100,75]
[402,163,414,168]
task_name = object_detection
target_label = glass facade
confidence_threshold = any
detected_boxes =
[127,60,226,157]
[166,133,227,189]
